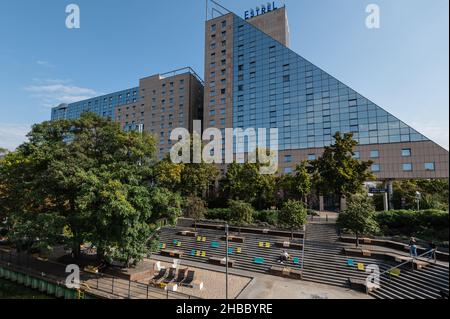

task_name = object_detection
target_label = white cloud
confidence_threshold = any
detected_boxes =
[32,78,71,85]
[25,80,100,109]
[0,124,31,151]
[36,60,54,68]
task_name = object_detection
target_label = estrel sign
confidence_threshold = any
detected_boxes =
[244,2,279,20]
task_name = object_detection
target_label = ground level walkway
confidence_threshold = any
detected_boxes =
[151,254,372,299]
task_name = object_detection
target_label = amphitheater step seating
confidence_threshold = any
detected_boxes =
[302,223,449,299]
[156,222,449,299]
[157,226,304,276]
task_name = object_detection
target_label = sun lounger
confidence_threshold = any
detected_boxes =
[293,257,300,264]
[180,270,195,288]
[357,263,365,271]
[347,259,354,267]
[150,268,167,285]
[163,268,177,284]
[254,257,264,264]
[174,268,188,284]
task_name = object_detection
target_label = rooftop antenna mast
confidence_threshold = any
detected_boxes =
[206,0,232,20]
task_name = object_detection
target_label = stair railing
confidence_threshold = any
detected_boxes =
[379,249,438,283]
[300,224,306,277]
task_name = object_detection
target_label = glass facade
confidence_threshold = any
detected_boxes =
[232,15,429,152]
[51,87,139,121]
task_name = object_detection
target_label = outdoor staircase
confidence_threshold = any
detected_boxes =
[156,221,449,299]
[157,226,304,275]
[301,221,449,299]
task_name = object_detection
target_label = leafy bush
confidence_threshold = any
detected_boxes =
[253,210,278,226]
[205,208,231,221]
[375,209,449,242]
[183,196,207,221]
[278,200,307,230]
[337,194,379,245]
[228,200,254,225]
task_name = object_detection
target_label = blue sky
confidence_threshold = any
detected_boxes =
[0,0,448,150]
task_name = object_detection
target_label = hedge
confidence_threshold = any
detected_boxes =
[374,209,449,242]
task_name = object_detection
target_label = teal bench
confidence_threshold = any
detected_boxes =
[211,242,220,248]
[293,257,300,265]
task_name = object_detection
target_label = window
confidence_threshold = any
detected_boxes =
[284,155,292,163]
[402,163,413,171]
[371,164,380,172]
[211,24,216,32]
[284,167,293,174]
[308,154,316,161]
[402,148,412,157]
[353,151,360,159]
[221,20,227,28]
[424,162,435,171]
[370,150,379,158]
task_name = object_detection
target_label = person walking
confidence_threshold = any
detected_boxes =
[409,237,418,258]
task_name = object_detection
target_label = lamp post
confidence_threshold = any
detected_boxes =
[225,222,229,300]
[415,191,421,211]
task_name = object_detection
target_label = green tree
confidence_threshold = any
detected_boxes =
[393,179,449,211]
[0,147,8,157]
[153,157,184,191]
[228,199,254,225]
[337,193,379,247]
[180,162,219,198]
[183,196,207,230]
[309,132,374,211]
[0,113,178,266]
[279,162,312,205]
[278,200,307,239]
[222,162,276,209]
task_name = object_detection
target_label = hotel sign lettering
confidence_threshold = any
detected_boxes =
[244,2,279,20]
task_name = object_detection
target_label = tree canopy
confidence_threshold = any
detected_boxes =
[221,162,277,209]
[0,113,181,266]
[309,132,374,208]
[337,193,379,246]
[278,200,307,238]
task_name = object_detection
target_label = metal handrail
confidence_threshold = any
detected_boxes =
[300,224,306,276]
[0,249,199,300]
[380,249,438,279]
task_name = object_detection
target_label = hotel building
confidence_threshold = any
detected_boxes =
[203,5,448,180]
[51,4,448,182]
[52,68,203,159]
